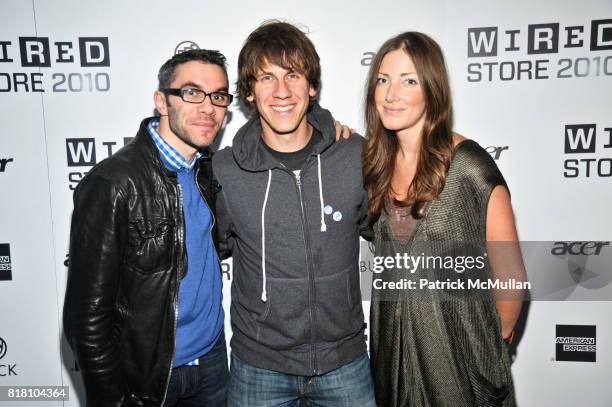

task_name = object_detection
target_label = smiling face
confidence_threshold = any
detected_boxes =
[374,49,426,139]
[154,60,228,159]
[247,60,316,141]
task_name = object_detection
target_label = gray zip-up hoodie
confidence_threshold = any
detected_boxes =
[213,103,371,376]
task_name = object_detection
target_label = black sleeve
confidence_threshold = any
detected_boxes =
[215,181,235,260]
[63,174,126,406]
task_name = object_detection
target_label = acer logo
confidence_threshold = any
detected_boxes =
[551,241,610,256]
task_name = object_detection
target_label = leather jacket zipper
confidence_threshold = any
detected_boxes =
[195,165,222,265]
[161,183,183,406]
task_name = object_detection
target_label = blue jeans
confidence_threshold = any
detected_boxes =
[163,331,229,407]
[228,352,376,407]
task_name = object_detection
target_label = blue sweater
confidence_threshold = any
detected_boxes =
[158,153,224,367]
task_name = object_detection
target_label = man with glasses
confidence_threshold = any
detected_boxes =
[64,49,231,407]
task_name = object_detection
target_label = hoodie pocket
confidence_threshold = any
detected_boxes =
[256,277,310,349]
[125,217,174,274]
[315,267,364,342]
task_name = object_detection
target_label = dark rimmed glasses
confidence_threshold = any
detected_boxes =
[161,87,233,107]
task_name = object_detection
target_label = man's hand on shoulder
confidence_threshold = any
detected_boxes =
[334,120,356,141]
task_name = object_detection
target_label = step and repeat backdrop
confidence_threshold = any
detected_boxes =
[0,0,611,405]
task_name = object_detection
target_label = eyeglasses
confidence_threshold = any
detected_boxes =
[161,87,233,107]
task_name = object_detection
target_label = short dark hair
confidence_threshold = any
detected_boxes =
[158,49,228,90]
[237,20,321,110]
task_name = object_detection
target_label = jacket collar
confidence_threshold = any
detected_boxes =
[147,118,202,172]
[231,103,336,172]
[134,117,212,178]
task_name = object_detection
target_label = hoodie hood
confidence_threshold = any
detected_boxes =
[232,103,337,172]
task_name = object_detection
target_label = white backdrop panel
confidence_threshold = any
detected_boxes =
[0,0,610,405]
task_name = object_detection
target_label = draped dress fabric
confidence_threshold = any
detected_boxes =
[369,140,516,407]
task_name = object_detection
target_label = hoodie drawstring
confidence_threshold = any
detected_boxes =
[261,169,272,302]
[260,157,326,302]
[317,154,327,232]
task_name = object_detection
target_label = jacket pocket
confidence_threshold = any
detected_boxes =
[125,217,174,274]
[315,267,363,343]
[256,277,310,349]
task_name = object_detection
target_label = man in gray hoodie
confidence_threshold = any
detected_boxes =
[213,21,376,406]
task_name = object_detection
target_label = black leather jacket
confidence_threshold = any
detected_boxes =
[63,117,219,406]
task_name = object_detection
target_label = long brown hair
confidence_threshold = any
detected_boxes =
[363,31,454,221]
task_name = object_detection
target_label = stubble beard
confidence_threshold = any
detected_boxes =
[167,105,213,151]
